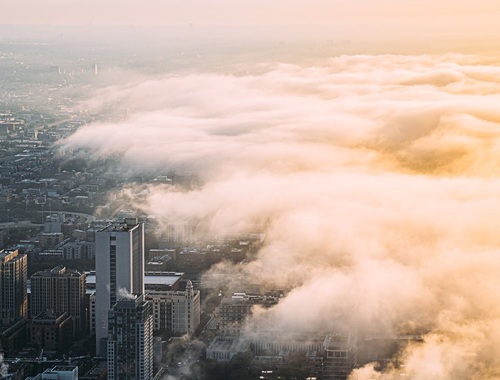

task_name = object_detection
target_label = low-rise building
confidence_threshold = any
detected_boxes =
[0,318,28,356]
[28,310,73,354]
[146,280,200,334]
[29,365,78,380]
[218,292,280,335]
[322,332,357,380]
[206,336,251,362]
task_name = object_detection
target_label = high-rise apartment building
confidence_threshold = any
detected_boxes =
[0,249,28,325]
[95,219,145,355]
[30,266,86,336]
[62,240,95,260]
[107,294,153,380]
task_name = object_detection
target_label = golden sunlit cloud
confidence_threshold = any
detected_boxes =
[62,53,500,378]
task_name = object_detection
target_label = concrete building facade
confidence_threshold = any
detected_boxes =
[145,280,200,334]
[30,266,86,336]
[62,240,95,260]
[107,295,153,380]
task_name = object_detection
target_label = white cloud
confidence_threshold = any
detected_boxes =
[62,53,500,377]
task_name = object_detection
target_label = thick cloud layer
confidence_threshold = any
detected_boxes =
[62,54,500,378]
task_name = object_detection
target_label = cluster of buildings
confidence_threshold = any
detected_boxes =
[0,213,418,380]
[0,111,105,223]
[0,218,201,379]
[0,82,403,380]
[93,218,201,379]
[202,290,421,380]
[0,164,411,380]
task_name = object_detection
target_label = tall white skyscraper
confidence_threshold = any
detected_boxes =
[95,218,145,355]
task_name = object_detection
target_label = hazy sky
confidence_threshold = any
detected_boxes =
[2,0,500,28]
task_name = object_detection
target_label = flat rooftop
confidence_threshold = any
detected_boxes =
[86,271,183,287]
[100,223,137,233]
[208,336,251,353]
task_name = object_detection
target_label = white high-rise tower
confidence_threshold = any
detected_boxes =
[95,218,144,355]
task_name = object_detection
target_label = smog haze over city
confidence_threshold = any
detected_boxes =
[2,1,500,379]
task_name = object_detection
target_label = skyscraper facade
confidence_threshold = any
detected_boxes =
[0,249,28,325]
[107,294,153,380]
[95,219,145,355]
[30,266,86,336]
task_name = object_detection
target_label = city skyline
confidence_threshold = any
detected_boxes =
[62,49,500,378]
[1,2,500,379]
[1,4,500,58]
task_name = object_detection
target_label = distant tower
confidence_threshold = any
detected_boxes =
[107,294,153,380]
[94,64,98,75]
[95,219,145,356]
[186,280,194,333]
[0,249,28,324]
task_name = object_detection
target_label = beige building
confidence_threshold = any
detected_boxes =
[0,249,28,324]
[89,274,198,337]
[145,280,200,334]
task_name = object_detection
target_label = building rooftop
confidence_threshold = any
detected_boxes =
[32,266,84,278]
[46,365,77,373]
[207,336,251,354]
[0,249,23,262]
[32,310,69,322]
[100,218,140,233]
[115,293,145,308]
[179,248,206,255]
[323,331,355,350]
[86,271,182,287]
